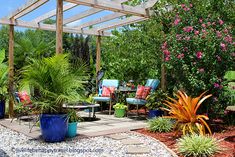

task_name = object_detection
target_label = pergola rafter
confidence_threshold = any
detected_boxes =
[32,3,78,23]
[63,0,129,25]
[65,0,150,17]
[0,0,157,117]
[8,0,49,19]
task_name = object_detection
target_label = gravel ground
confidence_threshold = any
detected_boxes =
[0,125,174,157]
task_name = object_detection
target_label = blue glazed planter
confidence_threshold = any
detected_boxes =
[66,122,78,138]
[148,109,163,119]
[0,100,5,119]
[40,114,68,142]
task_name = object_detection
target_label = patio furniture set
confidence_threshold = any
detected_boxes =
[93,79,160,116]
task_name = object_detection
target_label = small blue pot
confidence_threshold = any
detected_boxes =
[40,114,68,142]
[0,100,5,119]
[148,109,163,119]
[66,122,78,138]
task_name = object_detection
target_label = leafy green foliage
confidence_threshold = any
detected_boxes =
[146,89,168,110]
[101,19,164,82]
[21,54,87,114]
[177,134,220,157]
[0,49,8,100]
[113,103,127,110]
[67,109,83,123]
[15,29,55,70]
[147,117,173,133]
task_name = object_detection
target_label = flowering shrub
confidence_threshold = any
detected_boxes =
[162,3,234,115]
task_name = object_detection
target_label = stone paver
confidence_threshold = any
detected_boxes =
[0,111,147,138]
[121,138,143,145]
[126,146,150,154]
[106,134,129,140]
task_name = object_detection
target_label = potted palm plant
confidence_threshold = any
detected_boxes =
[113,103,127,118]
[146,89,168,118]
[21,54,86,142]
[0,49,8,119]
[66,109,83,138]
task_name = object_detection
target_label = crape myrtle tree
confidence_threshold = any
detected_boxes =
[158,0,235,116]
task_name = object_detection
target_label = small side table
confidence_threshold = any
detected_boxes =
[63,104,100,118]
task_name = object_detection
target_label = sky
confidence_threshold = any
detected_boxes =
[0,0,119,32]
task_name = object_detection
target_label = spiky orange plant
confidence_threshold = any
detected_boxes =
[161,91,212,135]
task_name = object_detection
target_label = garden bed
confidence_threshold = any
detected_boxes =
[135,125,235,157]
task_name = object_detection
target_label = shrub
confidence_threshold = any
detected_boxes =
[177,134,220,157]
[113,103,127,110]
[162,2,234,116]
[148,117,173,133]
[161,90,212,135]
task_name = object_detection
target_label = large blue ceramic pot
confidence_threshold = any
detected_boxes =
[40,114,68,142]
[148,109,163,119]
[0,100,5,119]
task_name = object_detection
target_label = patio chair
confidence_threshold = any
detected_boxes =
[93,79,119,115]
[11,91,39,133]
[126,79,160,116]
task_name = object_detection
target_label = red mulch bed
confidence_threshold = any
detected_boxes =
[135,125,235,157]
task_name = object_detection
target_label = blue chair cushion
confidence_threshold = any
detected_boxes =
[98,79,119,96]
[102,79,119,88]
[93,96,111,102]
[145,79,160,92]
[126,98,147,105]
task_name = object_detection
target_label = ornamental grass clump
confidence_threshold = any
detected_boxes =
[161,90,212,135]
[148,117,173,133]
[177,134,220,157]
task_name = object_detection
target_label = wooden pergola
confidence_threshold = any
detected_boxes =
[0,0,157,117]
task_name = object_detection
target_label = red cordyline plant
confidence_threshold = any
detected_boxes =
[161,90,212,135]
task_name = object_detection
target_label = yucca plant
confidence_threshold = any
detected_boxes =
[21,54,87,114]
[177,134,220,157]
[161,91,212,135]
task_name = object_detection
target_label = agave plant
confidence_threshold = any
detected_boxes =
[21,54,87,114]
[161,91,212,135]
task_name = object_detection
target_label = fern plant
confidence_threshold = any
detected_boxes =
[161,90,212,135]
[148,117,173,132]
[21,54,87,114]
[177,134,220,157]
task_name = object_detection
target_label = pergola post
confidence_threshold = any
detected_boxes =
[56,0,63,54]
[96,35,101,90]
[8,24,14,118]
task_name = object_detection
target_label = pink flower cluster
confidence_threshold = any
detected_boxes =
[177,53,184,59]
[214,83,223,89]
[181,4,192,11]
[162,42,170,61]
[220,42,227,51]
[198,68,204,73]
[183,26,194,32]
[196,51,203,59]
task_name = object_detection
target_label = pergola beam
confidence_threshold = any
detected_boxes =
[76,12,124,29]
[65,0,149,17]
[8,0,49,19]
[74,0,157,29]
[63,0,129,25]
[95,16,148,31]
[0,19,111,36]
[33,3,78,23]
[64,8,102,25]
